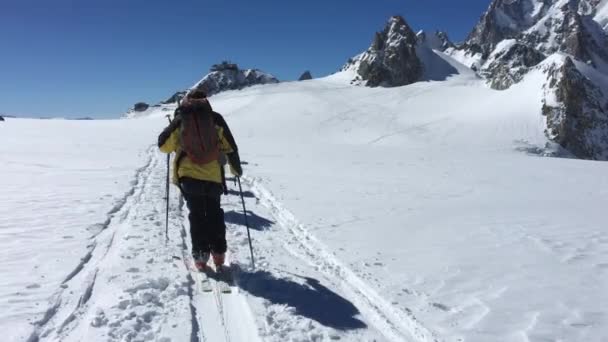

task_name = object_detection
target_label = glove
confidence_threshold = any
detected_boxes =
[157,116,181,147]
[227,152,242,176]
[157,127,171,148]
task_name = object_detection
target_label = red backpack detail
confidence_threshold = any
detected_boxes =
[179,103,220,165]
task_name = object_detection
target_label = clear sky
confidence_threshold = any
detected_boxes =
[0,0,491,118]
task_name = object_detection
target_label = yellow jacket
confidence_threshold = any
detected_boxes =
[158,111,240,185]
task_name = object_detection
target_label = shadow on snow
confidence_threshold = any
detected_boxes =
[237,269,367,331]
[226,188,255,198]
[224,210,274,231]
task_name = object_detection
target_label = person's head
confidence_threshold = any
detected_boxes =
[187,88,207,100]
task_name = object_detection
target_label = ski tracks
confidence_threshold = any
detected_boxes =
[29,147,194,342]
[226,176,441,342]
[28,145,440,342]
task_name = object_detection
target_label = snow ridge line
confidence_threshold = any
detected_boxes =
[27,145,159,342]
[243,176,441,342]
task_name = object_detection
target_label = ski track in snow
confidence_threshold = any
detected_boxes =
[26,144,447,342]
[232,176,440,342]
[27,146,195,342]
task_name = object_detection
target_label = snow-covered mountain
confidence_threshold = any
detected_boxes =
[442,0,608,160]
[341,16,460,87]
[341,16,423,87]
[337,6,607,159]
[465,0,554,57]
[190,62,279,96]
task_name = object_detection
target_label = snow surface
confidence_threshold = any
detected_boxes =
[445,47,485,71]
[0,118,161,340]
[2,60,608,341]
[597,0,608,32]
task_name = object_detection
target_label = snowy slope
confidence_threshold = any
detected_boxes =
[0,118,161,341]
[211,67,608,341]
[2,63,608,342]
[596,0,608,31]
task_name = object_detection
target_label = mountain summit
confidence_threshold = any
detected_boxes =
[341,16,423,87]
[191,62,279,96]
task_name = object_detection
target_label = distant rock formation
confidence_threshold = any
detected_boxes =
[445,0,608,160]
[0,115,4,121]
[190,62,279,96]
[541,56,608,160]
[133,102,150,112]
[342,16,423,87]
[480,40,546,90]
[162,91,186,104]
[298,71,313,81]
[465,0,553,58]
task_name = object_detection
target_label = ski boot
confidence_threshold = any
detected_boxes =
[192,251,210,272]
[212,252,226,270]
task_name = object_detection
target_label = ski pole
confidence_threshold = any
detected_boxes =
[237,177,255,269]
[165,114,172,244]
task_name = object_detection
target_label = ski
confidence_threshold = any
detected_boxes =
[187,256,213,293]
[215,265,234,293]
[198,270,213,292]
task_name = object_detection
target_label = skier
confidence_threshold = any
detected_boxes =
[158,89,242,271]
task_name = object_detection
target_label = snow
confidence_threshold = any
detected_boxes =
[445,47,485,71]
[416,31,444,51]
[2,66,608,341]
[491,0,548,29]
[494,8,519,29]
[596,0,608,32]
[0,117,162,340]
[415,46,463,82]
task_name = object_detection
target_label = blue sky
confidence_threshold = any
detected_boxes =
[0,0,490,118]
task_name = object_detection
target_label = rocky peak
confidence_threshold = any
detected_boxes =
[523,0,608,68]
[132,102,150,112]
[342,15,423,87]
[190,63,279,96]
[161,91,186,104]
[466,0,553,56]
[298,71,313,81]
[379,16,419,48]
[459,0,608,91]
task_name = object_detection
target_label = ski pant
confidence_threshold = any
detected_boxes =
[179,177,227,255]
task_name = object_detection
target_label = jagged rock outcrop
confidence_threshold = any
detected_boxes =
[466,0,553,57]
[162,91,186,104]
[416,30,455,52]
[452,0,608,89]
[342,16,423,87]
[133,102,149,112]
[298,71,313,81]
[523,0,608,67]
[448,0,608,159]
[190,62,279,96]
[481,40,546,89]
[541,57,608,159]
[0,115,4,121]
